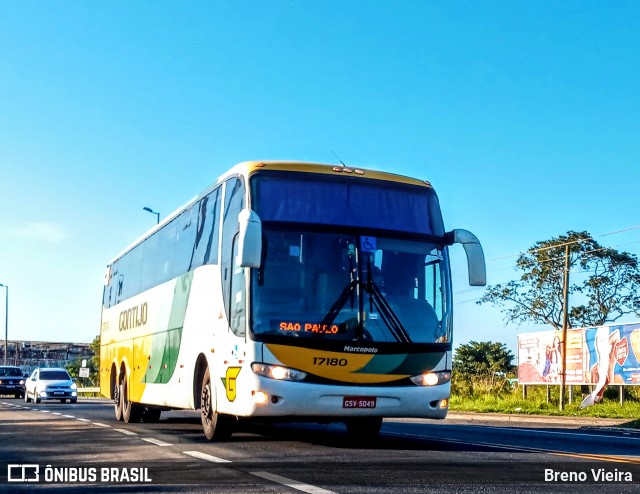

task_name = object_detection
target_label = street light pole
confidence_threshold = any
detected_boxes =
[0,283,7,366]
[143,207,160,224]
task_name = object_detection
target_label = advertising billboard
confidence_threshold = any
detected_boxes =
[517,322,640,386]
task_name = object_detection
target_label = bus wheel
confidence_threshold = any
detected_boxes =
[345,417,383,442]
[200,367,233,441]
[114,380,123,421]
[122,375,142,423]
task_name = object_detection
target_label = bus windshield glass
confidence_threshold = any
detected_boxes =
[252,174,444,236]
[251,230,450,344]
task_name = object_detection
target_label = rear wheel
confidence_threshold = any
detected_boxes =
[200,367,233,441]
[114,378,123,421]
[122,375,142,423]
[24,391,31,403]
[60,399,67,404]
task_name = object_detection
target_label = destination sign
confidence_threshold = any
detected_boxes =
[277,321,344,334]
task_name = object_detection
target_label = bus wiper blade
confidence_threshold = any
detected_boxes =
[365,257,411,344]
[367,281,412,344]
[320,279,358,328]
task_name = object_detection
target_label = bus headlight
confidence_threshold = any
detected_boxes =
[410,371,451,386]
[251,363,307,382]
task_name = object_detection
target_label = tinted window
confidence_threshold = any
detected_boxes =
[252,174,444,236]
[39,370,71,381]
[221,177,245,324]
[191,187,221,267]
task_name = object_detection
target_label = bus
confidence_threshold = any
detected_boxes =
[100,161,485,440]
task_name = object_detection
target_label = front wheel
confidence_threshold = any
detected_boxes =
[200,367,233,441]
[25,391,31,403]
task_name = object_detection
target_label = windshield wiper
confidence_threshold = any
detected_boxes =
[365,258,412,344]
[320,279,357,328]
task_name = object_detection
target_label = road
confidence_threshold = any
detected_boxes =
[1,398,639,493]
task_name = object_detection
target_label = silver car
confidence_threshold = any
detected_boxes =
[25,368,78,404]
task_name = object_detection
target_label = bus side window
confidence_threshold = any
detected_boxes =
[221,177,245,328]
[191,187,221,268]
[229,236,246,336]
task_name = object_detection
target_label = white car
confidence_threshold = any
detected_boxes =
[25,368,78,404]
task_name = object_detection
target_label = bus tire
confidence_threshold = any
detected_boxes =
[200,367,233,441]
[122,375,142,423]
[114,379,123,421]
[345,417,383,442]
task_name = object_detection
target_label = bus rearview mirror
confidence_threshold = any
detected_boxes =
[237,209,262,268]
[448,229,486,286]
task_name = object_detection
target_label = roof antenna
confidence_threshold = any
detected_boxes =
[331,150,346,167]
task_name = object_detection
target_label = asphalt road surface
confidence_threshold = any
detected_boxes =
[1,398,639,493]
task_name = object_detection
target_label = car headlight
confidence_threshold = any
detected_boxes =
[251,363,307,382]
[410,371,451,386]
[70,382,77,390]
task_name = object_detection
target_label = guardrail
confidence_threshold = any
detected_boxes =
[77,387,100,394]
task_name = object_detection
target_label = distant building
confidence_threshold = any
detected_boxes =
[0,340,94,374]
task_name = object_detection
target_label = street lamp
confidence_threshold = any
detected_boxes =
[0,283,7,366]
[142,207,160,224]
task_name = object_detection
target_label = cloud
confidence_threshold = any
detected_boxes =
[14,222,67,243]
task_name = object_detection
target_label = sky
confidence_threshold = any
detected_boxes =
[1,2,639,356]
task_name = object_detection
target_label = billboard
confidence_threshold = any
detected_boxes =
[517,322,640,386]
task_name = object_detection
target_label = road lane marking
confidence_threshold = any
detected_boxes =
[141,437,172,446]
[50,412,62,416]
[387,431,640,465]
[183,451,232,463]
[551,451,640,464]
[92,422,110,428]
[250,471,337,494]
[76,418,91,422]
[114,428,138,436]
[62,414,75,418]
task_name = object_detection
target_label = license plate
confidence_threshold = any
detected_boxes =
[343,396,377,408]
[53,391,64,396]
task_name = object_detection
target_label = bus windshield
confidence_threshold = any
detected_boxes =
[251,229,450,344]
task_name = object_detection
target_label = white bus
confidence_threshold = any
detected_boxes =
[100,161,485,440]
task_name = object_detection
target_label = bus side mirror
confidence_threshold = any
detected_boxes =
[446,229,486,286]
[237,209,262,268]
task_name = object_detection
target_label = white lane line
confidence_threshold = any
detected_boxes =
[62,414,75,418]
[250,471,337,494]
[114,428,138,436]
[50,412,62,416]
[183,451,232,463]
[76,418,91,422]
[39,410,51,413]
[92,422,110,428]
[141,437,172,447]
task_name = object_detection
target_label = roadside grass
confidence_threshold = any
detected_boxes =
[450,381,640,425]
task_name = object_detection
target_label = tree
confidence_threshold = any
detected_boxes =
[453,341,515,378]
[479,230,640,330]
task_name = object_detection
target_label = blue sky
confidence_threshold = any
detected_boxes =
[1,2,639,354]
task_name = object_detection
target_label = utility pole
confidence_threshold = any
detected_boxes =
[559,244,570,410]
